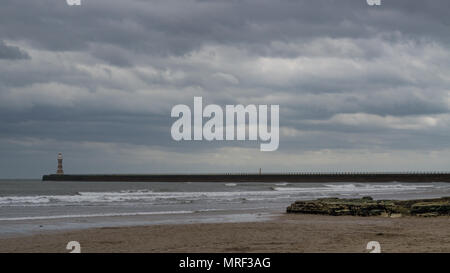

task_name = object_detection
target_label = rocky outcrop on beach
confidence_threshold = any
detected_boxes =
[286,196,450,217]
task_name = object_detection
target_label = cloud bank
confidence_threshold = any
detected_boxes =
[0,0,450,177]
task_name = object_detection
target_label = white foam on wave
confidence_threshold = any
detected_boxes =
[0,189,284,206]
[0,210,194,221]
[225,183,237,187]
[0,183,445,207]
[0,189,156,205]
[195,206,270,213]
[0,206,276,221]
[272,183,434,193]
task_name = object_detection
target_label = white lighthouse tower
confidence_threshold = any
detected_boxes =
[57,153,64,175]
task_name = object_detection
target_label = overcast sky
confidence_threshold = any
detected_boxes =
[1,0,450,178]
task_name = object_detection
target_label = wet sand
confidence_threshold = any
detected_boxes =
[0,214,449,253]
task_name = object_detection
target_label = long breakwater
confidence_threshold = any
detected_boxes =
[42,173,450,182]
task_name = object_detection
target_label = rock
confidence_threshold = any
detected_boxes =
[286,197,450,217]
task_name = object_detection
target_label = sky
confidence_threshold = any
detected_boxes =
[1,0,450,178]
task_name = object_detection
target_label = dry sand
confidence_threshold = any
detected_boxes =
[0,214,449,253]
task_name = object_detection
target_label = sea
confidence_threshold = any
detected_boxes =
[0,179,449,237]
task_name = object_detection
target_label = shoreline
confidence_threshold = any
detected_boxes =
[0,208,280,239]
[1,214,449,253]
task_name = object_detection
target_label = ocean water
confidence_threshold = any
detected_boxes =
[0,180,449,237]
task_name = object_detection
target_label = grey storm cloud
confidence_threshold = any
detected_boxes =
[0,40,30,60]
[1,0,449,56]
[1,0,450,177]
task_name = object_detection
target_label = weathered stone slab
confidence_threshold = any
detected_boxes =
[286,196,450,217]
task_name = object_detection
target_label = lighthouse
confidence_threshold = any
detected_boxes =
[57,153,64,175]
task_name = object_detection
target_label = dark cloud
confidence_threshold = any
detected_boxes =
[1,0,450,177]
[1,1,449,56]
[0,40,30,60]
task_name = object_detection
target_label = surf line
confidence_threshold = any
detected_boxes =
[171,97,279,151]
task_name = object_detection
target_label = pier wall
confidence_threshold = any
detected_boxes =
[42,173,450,182]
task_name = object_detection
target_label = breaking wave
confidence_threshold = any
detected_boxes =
[0,183,445,208]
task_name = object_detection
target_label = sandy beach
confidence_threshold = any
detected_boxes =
[0,214,448,253]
